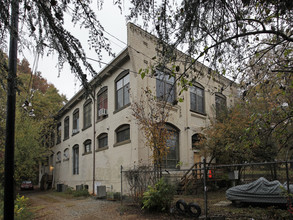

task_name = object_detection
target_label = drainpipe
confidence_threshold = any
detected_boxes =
[92,93,96,195]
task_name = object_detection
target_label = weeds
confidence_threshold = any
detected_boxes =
[73,188,90,197]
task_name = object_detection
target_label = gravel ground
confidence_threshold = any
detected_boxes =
[21,190,129,220]
[21,190,175,220]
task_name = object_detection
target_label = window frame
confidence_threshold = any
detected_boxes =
[72,108,79,135]
[56,122,61,144]
[83,99,92,130]
[73,145,79,175]
[192,133,205,150]
[97,87,108,119]
[50,130,55,147]
[83,139,92,155]
[97,133,108,149]
[56,151,61,163]
[115,124,130,145]
[49,154,54,166]
[156,69,176,103]
[63,148,69,161]
[215,92,227,118]
[64,116,69,140]
[190,83,205,114]
[115,70,130,110]
[162,124,180,169]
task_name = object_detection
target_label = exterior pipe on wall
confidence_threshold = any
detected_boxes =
[92,94,96,195]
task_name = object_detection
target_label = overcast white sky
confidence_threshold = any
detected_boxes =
[21,1,133,100]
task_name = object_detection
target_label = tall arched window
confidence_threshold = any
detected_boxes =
[72,108,79,134]
[64,116,69,140]
[97,87,108,118]
[156,70,175,103]
[215,92,226,118]
[73,145,79,175]
[162,124,180,169]
[83,99,92,129]
[115,70,130,110]
[190,83,205,114]
[56,122,61,144]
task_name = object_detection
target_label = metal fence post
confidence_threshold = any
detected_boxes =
[121,165,123,205]
[285,161,292,220]
[203,158,208,218]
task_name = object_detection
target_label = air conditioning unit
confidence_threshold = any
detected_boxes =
[98,108,108,116]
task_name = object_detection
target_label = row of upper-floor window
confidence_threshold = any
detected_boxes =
[54,69,227,145]
[156,70,227,115]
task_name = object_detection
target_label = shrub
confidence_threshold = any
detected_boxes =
[14,194,32,220]
[73,188,90,197]
[0,190,32,220]
[142,178,175,212]
[64,187,74,194]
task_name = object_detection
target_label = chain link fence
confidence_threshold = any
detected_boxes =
[121,160,293,218]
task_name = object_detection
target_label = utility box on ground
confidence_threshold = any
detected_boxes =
[57,184,63,192]
[96,185,106,198]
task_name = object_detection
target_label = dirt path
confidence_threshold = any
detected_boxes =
[21,190,129,220]
[21,190,172,220]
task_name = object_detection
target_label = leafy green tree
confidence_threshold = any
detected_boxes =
[14,109,45,184]
[0,53,66,185]
[200,51,292,164]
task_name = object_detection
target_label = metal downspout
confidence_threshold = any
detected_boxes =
[93,94,96,194]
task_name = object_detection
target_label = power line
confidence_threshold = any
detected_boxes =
[86,56,140,76]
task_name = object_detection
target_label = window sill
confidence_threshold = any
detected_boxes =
[72,131,80,136]
[63,158,69,162]
[56,161,61,164]
[190,111,207,119]
[113,139,131,147]
[113,103,131,114]
[63,137,69,141]
[95,146,109,152]
[157,101,179,112]
[82,124,92,131]
[96,115,108,123]
[82,151,92,156]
